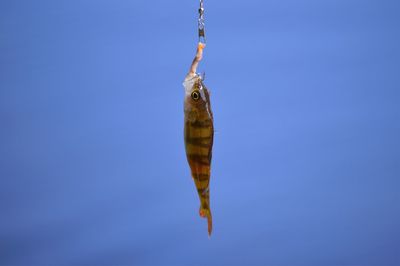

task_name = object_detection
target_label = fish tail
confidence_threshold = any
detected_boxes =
[207,212,212,236]
[199,206,212,236]
[198,190,213,236]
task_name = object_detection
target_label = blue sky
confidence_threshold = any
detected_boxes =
[1,0,400,265]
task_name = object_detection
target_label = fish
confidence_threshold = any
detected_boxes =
[183,43,214,236]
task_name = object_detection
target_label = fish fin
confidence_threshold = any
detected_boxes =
[199,207,213,236]
[207,213,213,236]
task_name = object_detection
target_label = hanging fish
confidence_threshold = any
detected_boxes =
[183,43,214,235]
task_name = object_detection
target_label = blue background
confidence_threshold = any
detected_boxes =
[1,0,399,265]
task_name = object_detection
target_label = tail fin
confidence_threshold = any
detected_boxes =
[207,212,212,236]
[196,185,212,236]
[199,207,213,236]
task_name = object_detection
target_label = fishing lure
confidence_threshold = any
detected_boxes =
[184,43,214,236]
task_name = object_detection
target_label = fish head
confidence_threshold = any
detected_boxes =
[183,75,211,113]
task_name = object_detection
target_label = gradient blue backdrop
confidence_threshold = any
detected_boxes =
[1,0,399,265]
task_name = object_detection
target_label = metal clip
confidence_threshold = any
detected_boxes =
[199,28,205,38]
[198,0,206,43]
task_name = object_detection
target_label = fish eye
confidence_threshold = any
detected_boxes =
[191,90,200,101]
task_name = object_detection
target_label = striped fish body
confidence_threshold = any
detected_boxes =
[183,76,214,236]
